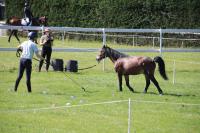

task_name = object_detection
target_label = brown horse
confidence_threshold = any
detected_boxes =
[96,45,168,95]
[6,16,47,43]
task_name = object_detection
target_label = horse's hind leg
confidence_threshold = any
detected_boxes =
[117,73,123,91]
[144,74,150,93]
[124,75,134,92]
[149,75,163,95]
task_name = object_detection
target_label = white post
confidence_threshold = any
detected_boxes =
[62,31,65,44]
[173,60,176,84]
[181,41,184,48]
[128,98,131,133]
[41,25,44,33]
[102,28,106,71]
[159,28,163,56]
[153,37,155,48]
[132,35,135,46]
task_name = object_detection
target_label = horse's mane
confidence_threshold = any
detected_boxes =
[106,46,129,60]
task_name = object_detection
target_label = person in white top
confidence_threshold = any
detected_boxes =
[14,32,45,92]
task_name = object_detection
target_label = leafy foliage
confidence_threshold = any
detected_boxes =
[5,0,200,28]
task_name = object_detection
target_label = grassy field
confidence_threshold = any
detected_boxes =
[0,36,200,133]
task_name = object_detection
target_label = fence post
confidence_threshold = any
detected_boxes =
[173,60,176,84]
[153,37,155,48]
[159,28,163,56]
[128,98,131,133]
[102,28,106,71]
[132,35,135,46]
[62,31,65,44]
[41,25,44,33]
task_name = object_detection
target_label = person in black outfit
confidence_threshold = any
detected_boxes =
[38,28,54,72]
[24,2,33,26]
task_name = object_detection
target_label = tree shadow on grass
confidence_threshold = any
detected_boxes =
[163,92,196,97]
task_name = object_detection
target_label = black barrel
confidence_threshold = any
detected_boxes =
[51,59,63,71]
[66,60,78,72]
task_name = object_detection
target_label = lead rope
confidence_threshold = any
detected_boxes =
[15,49,98,92]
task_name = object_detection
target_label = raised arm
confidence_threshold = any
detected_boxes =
[39,36,47,46]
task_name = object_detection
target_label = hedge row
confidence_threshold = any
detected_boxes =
[5,0,200,28]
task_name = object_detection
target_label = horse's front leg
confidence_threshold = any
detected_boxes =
[144,73,150,93]
[8,30,14,43]
[13,30,20,43]
[117,73,123,91]
[124,75,134,92]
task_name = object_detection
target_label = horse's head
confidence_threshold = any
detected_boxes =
[96,45,109,63]
[39,16,48,26]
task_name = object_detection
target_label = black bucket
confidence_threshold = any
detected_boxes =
[51,59,63,71]
[65,60,78,72]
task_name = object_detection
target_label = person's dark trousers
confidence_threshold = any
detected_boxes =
[39,46,52,72]
[14,58,32,92]
[27,17,32,26]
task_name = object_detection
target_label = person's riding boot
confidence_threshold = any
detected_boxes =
[46,62,50,72]
[38,67,41,72]
[14,79,20,92]
[27,80,32,93]
[38,60,43,72]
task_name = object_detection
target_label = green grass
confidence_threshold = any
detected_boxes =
[0,36,200,133]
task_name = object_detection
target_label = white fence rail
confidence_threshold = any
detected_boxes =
[1,25,200,55]
[1,48,200,52]
[1,25,200,33]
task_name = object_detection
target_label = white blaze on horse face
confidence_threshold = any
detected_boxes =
[96,56,100,63]
[96,55,103,63]
[96,48,106,62]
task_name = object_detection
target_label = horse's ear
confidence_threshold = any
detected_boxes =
[103,45,106,48]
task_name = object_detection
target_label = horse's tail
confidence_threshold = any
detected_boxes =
[6,17,11,24]
[153,56,168,80]
[6,18,9,24]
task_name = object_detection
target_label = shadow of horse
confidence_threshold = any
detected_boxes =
[133,91,196,97]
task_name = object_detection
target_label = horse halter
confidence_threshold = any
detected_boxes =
[96,46,112,63]
[99,46,109,59]
[102,46,110,58]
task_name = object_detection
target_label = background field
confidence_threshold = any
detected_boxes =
[0,36,200,133]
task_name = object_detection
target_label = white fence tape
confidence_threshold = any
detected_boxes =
[0,99,199,113]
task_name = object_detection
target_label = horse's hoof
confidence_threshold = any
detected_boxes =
[143,90,147,94]
[118,89,122,92]
[159,92,164,96]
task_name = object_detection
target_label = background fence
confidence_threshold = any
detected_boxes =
[1,25,200,53]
